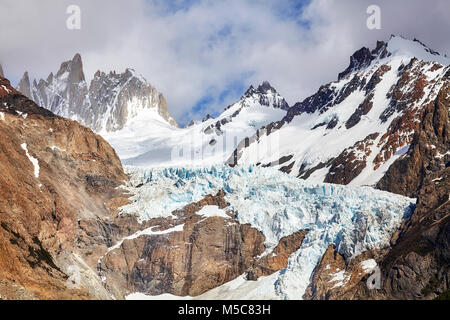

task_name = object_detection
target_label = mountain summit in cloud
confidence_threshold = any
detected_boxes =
[16,54,178,133]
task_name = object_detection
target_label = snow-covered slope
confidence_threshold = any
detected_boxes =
[104,81,289,166]
[17,56,289,167]
[228,36,450,187]
[16,54,177,133]
[121,165,415,299]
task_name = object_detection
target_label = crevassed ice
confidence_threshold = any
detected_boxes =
[121,165,415,299]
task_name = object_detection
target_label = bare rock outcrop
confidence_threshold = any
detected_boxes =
[99,190,309,299]
[100,191,266,298]
[0,76,129,299]
[246,230,308,280]
[377,79,449,197]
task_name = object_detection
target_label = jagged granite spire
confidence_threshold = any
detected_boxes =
[16,71,32,98]
[16,54,178,132]
[57,53,85,81]
[242,81,289,110]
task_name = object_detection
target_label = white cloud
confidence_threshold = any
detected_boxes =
[1,0,449,125]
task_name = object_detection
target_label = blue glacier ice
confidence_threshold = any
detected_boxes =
[121,165,415,299]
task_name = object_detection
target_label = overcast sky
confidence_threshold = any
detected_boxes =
[1,0,449,125]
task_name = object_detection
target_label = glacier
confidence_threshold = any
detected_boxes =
[121,165,415,299]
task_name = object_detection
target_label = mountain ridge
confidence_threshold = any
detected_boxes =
[227,35,450,189]
[16,54,178,133]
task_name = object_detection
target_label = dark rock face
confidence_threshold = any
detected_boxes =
[261,154,294,168]
[333,75,361,106]
[371,80,450,299]
[345,93,374,129]
[99,190,308,298]
[305,79,449,300]
[246,230,308,280]
[365,64,392,93]
[203,81,289,136]
[324,133,380,185]
[298,159,334,180]
[338,47,374,81]
[284,85,335,123]
[377,80,449,197]
[338,41,389,81]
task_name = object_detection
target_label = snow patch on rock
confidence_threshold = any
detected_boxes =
[21,143,39,178]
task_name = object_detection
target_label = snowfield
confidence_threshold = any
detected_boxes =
[122,165,415,299]
[103,84,288,167]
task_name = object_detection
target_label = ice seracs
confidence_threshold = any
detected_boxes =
[121,164,414,299]
[121,165,415,299]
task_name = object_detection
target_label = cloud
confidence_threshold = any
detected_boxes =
[1,0,449,125]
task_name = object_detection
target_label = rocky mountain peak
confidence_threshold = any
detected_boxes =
[338,46,378,80]
[241,81,289,110]
[0,63,4,77]
[244,84,255,96]
[338,36,448,81]
[244,81,277,97]
[46,72,54,83]
[16,54,178,132]
[257,81,277,94]
[17,71,31,97]
[56,53,85,83]
[202,113,213,122]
